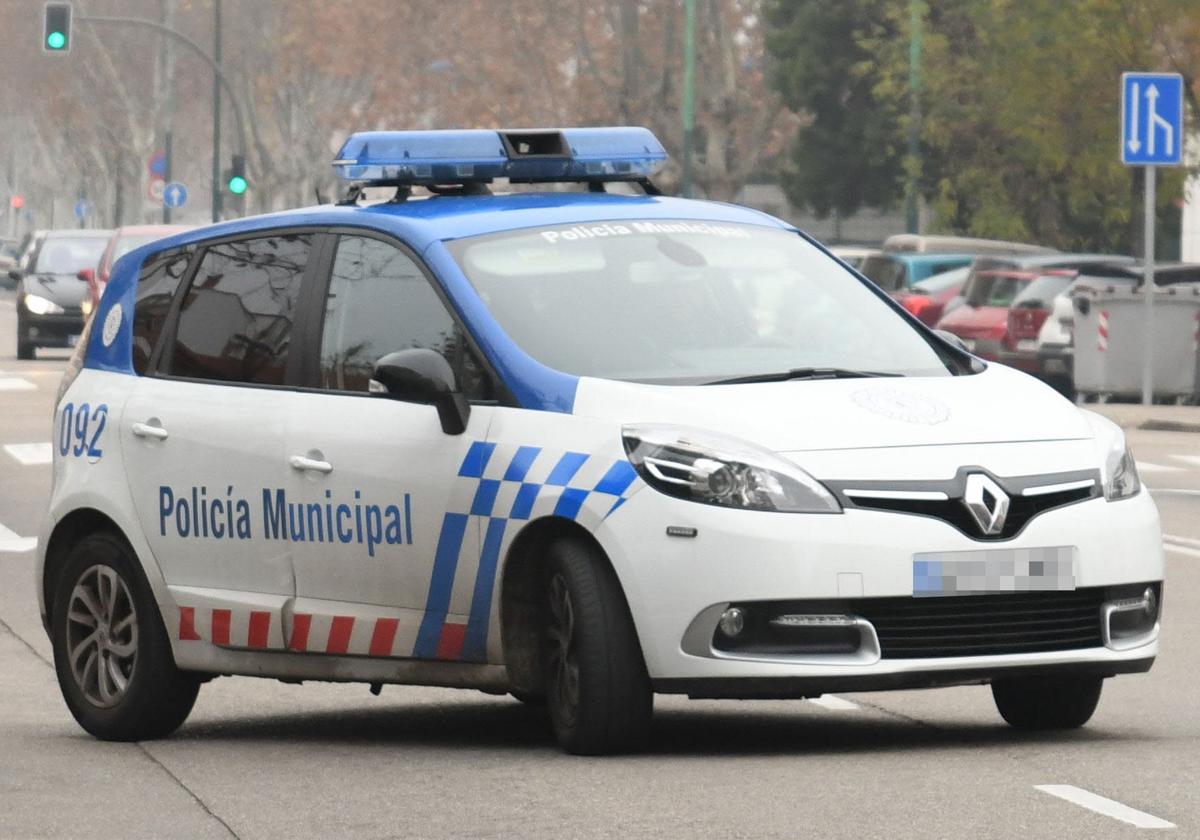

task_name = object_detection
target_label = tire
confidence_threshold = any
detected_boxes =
[542,538,653,755]
[992,675,1103,730]
[50,531,200,741]
[16,340,33,360]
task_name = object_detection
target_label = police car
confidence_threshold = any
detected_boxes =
[39,127,1161,755]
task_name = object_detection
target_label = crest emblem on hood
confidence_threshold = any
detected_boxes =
[852,387,950,426]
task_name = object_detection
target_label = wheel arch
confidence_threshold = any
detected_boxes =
[499,515,612,696]
[42,508,148,632]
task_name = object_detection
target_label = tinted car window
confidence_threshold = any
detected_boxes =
[860,254,907,292]
[167,233,311,385]
[319,235,488,398]
[1011,274,1074,308]
[132,249,192,375]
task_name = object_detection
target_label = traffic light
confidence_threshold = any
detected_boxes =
[43,2,72,53]
[227,155,248,195]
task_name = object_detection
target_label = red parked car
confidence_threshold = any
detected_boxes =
[935,255,1133,374]
[894,266,969,326]
[81,224,193,317]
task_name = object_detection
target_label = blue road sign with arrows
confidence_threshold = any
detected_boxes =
[1122,72,1184,166]
[73,199,89,220]
[163,182,188,209]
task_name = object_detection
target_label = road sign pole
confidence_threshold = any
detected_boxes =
[1141,167,1156,406]
[163,130,173,224]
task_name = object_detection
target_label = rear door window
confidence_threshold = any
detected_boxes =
[165,232,312,385]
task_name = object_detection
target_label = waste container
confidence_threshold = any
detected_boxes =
[1072,281,1200,402]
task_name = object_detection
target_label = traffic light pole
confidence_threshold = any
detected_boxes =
[211,0,222,223]
[74,12,247,222]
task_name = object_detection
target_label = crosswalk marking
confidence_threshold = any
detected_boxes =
[0,523,36,553]
[0,377,36,392]
[807,695,859,711]
[1035,785,1175,829]
[3,442,53,466]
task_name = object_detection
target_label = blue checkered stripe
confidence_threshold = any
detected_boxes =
[413,442,641,663]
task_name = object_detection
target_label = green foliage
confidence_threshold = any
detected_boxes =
[764,0,906,219]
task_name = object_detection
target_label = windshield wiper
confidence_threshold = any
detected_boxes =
[705,367,903,385]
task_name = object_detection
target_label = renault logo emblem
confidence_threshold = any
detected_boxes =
[963,474,1009,536]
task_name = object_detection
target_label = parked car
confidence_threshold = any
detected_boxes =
[935,255,1134,369]
[894,266,970,326]
[882,234,1057,257]
[828,245,879,271]
[14,229,112,359]
[0,238,19,286]
[1037,263,1200,395]
[83,225,193,317]
[859,252,975,294]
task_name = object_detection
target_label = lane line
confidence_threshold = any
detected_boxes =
[1034,785,1175,829]
[3,442,52,466]
[0,377,35,392]
[1171,454,1200,469]
[1148,488,1200,497]
[807,695,860,711]
[1164,533,1200,548]
[0,523,36,553]
[1137,461,1184,474]
[1163,541,1200,559]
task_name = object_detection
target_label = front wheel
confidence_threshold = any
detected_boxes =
[542,538,653,755]
[992,675,1103,730]
[51,532,201,740]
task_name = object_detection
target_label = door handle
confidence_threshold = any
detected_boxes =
[289,455,333,474]
[131,421,169,441]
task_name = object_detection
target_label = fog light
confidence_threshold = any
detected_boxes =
[719,607,745,637]
[1143,586,1157,617]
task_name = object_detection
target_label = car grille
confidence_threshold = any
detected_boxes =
[851,589,1106,659]
[844,483,1095,540]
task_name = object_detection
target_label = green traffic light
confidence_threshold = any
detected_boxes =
[46,31,66,49]
[228,176,248,195]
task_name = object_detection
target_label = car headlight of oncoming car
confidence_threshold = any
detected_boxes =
[622,424,841,513]
[23,293,64,315]
[1103,437,1141,501]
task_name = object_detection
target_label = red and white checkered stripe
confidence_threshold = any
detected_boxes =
[178,606,469,661]
[1097,310,1109,351]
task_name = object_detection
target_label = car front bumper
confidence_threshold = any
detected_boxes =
[598,473,1162,688]
[19,309,85,348]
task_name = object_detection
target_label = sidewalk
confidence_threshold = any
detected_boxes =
[1087,403,1200,433]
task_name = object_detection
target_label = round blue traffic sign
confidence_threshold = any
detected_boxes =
[73,199,90,220]
[163,182,189,209]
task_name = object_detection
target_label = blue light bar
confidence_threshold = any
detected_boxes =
[332,127,667,187]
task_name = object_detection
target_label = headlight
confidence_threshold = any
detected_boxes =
[23,293,64,315]
[1103,438,1141,501]
[81,298,94,318]
[622,424,841,513]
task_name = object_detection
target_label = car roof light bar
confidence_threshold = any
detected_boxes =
[332,127,668,196]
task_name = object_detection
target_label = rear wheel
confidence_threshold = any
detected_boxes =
[992,675,1103,730]
[542,538,652,755]
[51,532,200,740]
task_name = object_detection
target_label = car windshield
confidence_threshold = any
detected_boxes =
[1011,273,1075,308]
[448,221,957,384]
[859,254,906,292]
[34,237,107,275]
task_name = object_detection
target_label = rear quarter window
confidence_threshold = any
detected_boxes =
[131,248,193,374]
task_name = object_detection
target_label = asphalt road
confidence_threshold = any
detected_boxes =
[1,287,1198,839]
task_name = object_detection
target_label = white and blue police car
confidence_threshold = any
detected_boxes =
[39,127,1161,754]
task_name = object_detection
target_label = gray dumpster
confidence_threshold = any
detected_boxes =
[1072,281,1200,402]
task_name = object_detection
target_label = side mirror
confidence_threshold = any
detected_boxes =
[370,348,471,435]
[935,329,969,353]
[77,268,95,284]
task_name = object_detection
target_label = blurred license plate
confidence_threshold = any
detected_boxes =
[1016,339,1038,351]
[1044,358,1068,374]
[67,334,80,347]
[912,547,1076,597]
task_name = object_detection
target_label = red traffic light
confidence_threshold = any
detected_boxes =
[10,195,24,210]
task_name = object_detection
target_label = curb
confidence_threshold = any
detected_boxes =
[1140,419,1200,434]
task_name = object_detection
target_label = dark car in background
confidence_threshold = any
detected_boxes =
[935,254,1134,376]
[13,229,111,359]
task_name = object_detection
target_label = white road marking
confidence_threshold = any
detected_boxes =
[1034,785,1175,829]
[0,377,36,392]
[3,442,53,466]
[1136,461,1184,474]
[1172,454,1200,469]
[1149,488,1200,497]
[1163,541,1200,559]
[807,695,859,711]
[1164,533,1200,548]
[0,523,36,553]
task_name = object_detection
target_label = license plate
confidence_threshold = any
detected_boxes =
[1016,338,1038,352]
[1044,358,1067,374]
[912,547,1076,597]
[67,334,80,348]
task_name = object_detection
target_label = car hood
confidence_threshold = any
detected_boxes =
[21,273,87,307]
[571,363,1092,452]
